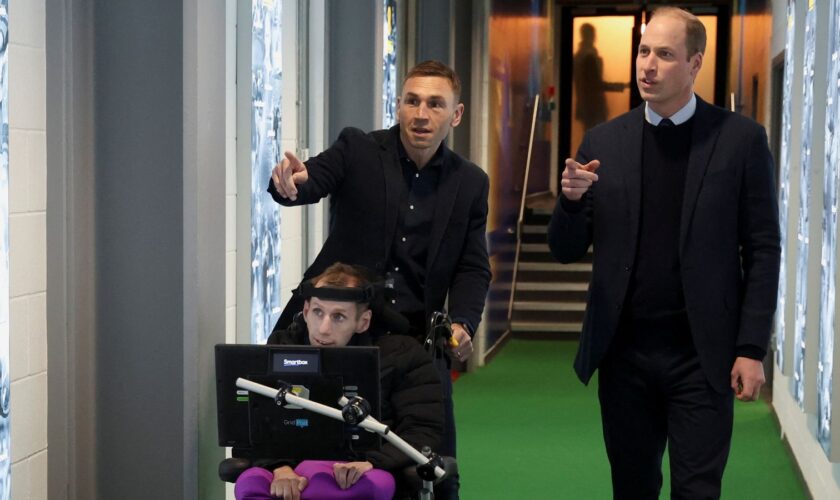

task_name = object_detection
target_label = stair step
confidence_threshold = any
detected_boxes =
[510,321,582,332]
[525,207,554,220]
[491,285,590,301]
[520,243,593,256]
[489,303,587,322]
[487,297,590,310]
[521,232,547,244]
[517,270,591,283]
[513,301,586,311]
[512,310,585,322]
[517,282,588,291]
[525,213,551,224]
[514,290,587,302]
[512,247,595,264]
[521,243,550,252]
[519,262,592,272]
[519,252,559,263]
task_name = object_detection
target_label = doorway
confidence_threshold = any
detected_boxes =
[556,3,730,162]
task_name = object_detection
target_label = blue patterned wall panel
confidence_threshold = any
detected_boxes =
[777,0,796,372]
[818,0,840,455]
[251,0,283,344]
[0,1,8,497]
[793,0,816,407]
[383,0,398,127]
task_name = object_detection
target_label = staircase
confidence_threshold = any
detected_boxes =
[509,207,592,339]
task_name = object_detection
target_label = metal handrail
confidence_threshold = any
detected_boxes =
[507,94,541,323]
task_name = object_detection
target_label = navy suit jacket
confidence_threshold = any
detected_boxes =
[269,126,491,333]
[548,97,781,393]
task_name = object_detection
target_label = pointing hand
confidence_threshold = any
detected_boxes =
[561,158,600,201]
[271,151,310,201]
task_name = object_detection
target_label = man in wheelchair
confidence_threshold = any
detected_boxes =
[235,263,444,500]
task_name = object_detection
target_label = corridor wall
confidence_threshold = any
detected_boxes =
[770,0,840,496]
[9,1,47,499]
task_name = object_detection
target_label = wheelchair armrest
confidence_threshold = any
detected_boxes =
[219,457,252,483]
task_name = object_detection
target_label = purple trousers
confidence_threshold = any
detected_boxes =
[235,461,396,500]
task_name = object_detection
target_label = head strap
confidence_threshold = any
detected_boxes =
[296,281,375,303]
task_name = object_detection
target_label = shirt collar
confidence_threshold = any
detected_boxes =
[645,94,696,126]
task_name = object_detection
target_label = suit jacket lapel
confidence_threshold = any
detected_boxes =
[426,148,462,270]
[679,98,721,252]
[379,128,405,263]
[622,106,645,251]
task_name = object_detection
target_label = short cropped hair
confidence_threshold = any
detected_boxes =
[404,60,462,101]
[311,263,370,290]
[650,6,706,58]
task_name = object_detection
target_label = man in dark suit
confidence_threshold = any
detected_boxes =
[548,7,780,499]
[268,60,491,499]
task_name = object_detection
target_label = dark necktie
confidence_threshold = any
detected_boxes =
[659,118,675,127]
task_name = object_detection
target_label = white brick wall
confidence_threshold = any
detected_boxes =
[278,138,303,312]
[279,3,303,310]
[225,0,236,351]
[8,1,48,500]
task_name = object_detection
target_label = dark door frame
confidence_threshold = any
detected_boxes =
[556,1,731,162]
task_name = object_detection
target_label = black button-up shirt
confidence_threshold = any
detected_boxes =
[387,137,444,324]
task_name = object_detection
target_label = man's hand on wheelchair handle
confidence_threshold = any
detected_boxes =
[270,465,308,499]
[450,324,473,361]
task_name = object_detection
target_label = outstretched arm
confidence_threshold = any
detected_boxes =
[267,127,364,206]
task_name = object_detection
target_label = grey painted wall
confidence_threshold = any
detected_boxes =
[328,0,378,139]
[183,0,228,497]
[93,0,185,497]
[417,0,452,64]
[415,0,475,160]
[47,0,97,497]
[452,0,473,159]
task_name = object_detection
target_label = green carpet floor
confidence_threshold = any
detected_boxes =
[453,340,808,499]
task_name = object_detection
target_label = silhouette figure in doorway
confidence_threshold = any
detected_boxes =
[573,23,628,130]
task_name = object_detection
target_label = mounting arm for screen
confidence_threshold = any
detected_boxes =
[235,377,447,482]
